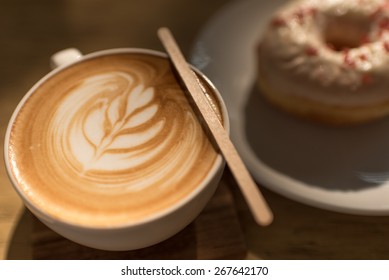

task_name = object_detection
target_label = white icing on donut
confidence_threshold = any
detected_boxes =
[258,0,389,106]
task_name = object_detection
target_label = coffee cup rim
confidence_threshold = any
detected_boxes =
[4,47,230,230]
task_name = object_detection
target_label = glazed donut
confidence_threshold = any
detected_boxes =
[257,0,389,125]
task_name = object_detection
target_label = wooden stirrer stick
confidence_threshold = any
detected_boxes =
[158,27,273,226]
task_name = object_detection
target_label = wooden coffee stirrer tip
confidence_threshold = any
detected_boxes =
[157,27,273,226]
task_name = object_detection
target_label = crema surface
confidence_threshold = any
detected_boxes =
[8,53,222,227]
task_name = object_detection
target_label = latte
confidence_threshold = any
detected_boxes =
[7,52,223,228]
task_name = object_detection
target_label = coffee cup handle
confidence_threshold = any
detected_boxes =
[50,48,83,69]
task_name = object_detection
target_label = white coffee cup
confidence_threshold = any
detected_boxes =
[4,48,229,251]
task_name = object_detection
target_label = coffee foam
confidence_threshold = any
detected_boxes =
[8,53,223,227]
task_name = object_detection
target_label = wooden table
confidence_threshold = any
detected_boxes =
[1,0,389,260]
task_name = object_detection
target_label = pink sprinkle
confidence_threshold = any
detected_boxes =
[295,9,305,24]
[379,17,389,29]
[305,46,318,56]
[383,41,389,53]
[271,17,286,27]
[359,54,368,61]
[307,7,317,17]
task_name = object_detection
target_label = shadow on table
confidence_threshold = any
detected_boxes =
[245,84,389,191]
[6,181,247,260]
[6,210,33,260]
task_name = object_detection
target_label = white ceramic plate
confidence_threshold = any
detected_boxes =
[190,0,389,215]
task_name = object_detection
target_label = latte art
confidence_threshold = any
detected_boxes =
[55,72,161,189]
[8,53,223,227]
[53,70,207,191]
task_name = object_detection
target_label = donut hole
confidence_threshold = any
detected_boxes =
[323,14,371,51]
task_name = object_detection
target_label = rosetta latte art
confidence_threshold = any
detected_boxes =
[50,71,204,191]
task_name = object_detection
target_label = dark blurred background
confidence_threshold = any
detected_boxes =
[0,0,228,104]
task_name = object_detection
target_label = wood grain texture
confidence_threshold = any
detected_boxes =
[224,169,389,260]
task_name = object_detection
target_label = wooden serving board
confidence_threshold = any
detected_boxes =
[32,176,247,259]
